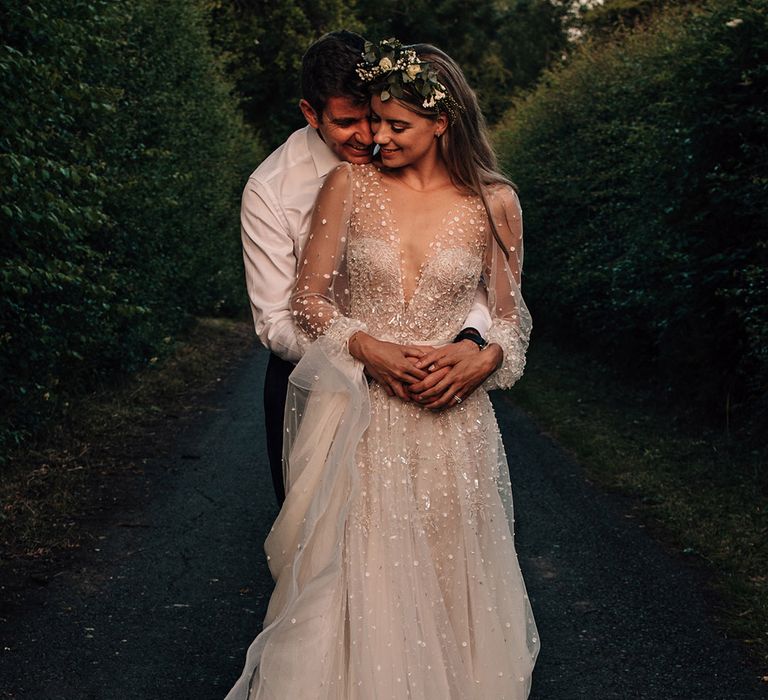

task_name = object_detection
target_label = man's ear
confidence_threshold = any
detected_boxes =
[299,99,321,130]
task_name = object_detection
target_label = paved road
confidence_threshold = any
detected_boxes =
[1,346,764,699]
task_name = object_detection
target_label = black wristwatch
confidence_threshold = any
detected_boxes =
[453,328,488,349]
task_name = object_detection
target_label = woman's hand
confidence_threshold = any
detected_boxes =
[407,341,503,409]
[348,332,430,402]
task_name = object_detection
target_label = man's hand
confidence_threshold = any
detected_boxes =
[348,332,429,402]
[408,340,503,409]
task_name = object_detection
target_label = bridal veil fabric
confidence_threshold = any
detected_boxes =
[225,163,538,699]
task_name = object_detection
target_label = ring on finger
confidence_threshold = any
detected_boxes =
[453,394,462,404]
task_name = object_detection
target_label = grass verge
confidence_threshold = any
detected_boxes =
[510,340,768,674]
[0,317,256,580]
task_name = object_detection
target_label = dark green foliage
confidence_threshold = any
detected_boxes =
[0,1,262,453]
[203,0,362,149]
[348,0,569,125]
[576,0,694,36]
[496,0,768,431]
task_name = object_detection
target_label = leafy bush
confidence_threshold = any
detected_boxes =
[495,0,768,431]
[204,0,362,149]
[0,0,263,454]
[356,0,569,125]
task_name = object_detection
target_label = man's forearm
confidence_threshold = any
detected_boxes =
[241,179,303,363]
[252,309,303,364]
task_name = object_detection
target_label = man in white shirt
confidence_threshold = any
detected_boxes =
[242,31,497,505]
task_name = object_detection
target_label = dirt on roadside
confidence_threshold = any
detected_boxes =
[0,317,257,606]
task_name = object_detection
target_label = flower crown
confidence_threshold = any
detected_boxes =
[355,38,462,123]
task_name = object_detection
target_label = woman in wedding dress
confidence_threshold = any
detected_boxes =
[225,40,539,699]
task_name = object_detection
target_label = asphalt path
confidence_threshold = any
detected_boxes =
[1,346,764,699]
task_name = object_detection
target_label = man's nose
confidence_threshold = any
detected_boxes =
[357,119,373,144]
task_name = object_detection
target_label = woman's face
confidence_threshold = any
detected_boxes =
[370,95,446,168]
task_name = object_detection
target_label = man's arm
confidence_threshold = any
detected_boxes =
[462,285,492,338]
[241,178,303,363]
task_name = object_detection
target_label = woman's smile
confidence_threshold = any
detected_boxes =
[370,98,443,168]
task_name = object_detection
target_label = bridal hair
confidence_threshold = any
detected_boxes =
[391,43,516,258]
[301,30,369,117]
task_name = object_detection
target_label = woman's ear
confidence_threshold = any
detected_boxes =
[435,112,449,138]
[299,99,321,130]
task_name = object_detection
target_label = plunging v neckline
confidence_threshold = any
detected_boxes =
[375,170,476,313]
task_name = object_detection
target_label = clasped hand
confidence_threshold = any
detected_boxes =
[348,332,502,410]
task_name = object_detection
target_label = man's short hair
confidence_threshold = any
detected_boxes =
[301,30,368,117]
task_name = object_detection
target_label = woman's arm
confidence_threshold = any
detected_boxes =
[291,163,361,345]
[291,163,428,400]
[480,185,532,391]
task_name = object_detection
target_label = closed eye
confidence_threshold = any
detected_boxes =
[371,113,407,133]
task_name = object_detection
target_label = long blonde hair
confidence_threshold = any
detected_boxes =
[398,44,516,257]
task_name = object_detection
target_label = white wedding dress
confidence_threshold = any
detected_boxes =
[225,162,539,699]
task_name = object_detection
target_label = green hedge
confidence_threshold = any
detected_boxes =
[495,0,767,431]
[0,1,263,453]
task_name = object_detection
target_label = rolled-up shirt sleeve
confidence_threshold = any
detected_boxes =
[463,285,492,338]
[241,177,303,363]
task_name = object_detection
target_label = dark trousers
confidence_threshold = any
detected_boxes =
[263,352,295,507]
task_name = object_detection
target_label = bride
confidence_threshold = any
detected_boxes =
[225,39,539,699]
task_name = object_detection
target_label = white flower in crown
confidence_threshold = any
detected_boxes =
[379,56,393,71]
[725,17,743,27]
[406,64,421,79]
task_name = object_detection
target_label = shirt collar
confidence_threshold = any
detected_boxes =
[306,126,340,178]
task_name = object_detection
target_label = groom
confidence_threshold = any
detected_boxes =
[241,31,497,505]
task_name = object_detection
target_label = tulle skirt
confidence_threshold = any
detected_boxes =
[225,338,539,699]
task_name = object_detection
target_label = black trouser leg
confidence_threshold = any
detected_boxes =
[263,353,295,507]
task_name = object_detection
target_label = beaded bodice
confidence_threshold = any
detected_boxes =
[292,161,530,392]
[345,164,487,344]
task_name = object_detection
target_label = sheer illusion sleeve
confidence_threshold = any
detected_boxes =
[291,162,367,353]
[482,185,532,391]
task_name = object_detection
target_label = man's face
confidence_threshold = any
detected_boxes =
[301,96,373,164]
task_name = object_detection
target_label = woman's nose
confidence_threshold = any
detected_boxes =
[373,126,389,144]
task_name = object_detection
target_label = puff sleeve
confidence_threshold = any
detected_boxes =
[482,185,532,391]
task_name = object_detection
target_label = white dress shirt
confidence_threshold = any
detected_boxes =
[241,125,492,363]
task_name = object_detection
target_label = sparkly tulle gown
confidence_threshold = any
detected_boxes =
[225,162,539,699]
